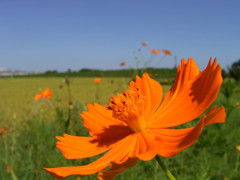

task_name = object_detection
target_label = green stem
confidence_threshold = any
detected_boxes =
[65,80,73,133]
[95,84,99,101]
[155,155,176,180]
[235,150,239,172]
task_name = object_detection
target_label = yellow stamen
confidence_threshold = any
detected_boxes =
[107,81,146,133]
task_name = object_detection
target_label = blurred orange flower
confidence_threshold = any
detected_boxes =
[34,94,42,100]
[0,128,6,134]
[141,42,148,46]
[237,145,240,151]
[41,88,52,98]
[120,62,127,66]
[34,88,52,100]
[45,58,226,179]
[162,49,172,56]
[149,49,160,55]
[94,78,101,84]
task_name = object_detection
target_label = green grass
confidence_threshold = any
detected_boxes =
[0,77,239,180]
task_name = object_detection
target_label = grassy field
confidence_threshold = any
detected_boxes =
[0,76,239,180]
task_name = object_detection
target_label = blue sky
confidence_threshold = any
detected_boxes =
[0,0,239,72]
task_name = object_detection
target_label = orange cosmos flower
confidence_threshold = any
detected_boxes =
[149,49,160,55]
[41,88,52,98]
[45,57,226,179]
[0,128,6,134]
[162,49,172,56]
[34,88,52,100]
[120,62,127,66]
[94,78,101,84]
[34,94,42,100]
[141,42,148,46]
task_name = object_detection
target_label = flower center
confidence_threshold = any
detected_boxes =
[106,81,146,133]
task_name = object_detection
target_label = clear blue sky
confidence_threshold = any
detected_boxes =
[0,0,239,72]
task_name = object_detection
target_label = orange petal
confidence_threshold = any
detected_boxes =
[97,134,139,180]
[56,134,110,159]
[162,49,172,55]
[97,158,138,180]
[202,106,226,126]
[81,103,125,136]
[135,73,163,119]
[45,134,137,179]
[42,88,52,98]
[154,58,200,114]
[149,106,226,157]
[149,58,222,128]
[136,130,158,161]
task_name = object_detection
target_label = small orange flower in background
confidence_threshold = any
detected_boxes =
[236,145,240,151]
[34,88,52,100]
[149,49,160,55]
[7,165,12,174]
[34,94,42,100]
[0,128,6,135]
[41,88,52,98]
[120,62,127,66]
[141,42,148,46]
[164,79,169,84]
[45,58,226,179]
[94,78,101,84]
[162,49,172,56]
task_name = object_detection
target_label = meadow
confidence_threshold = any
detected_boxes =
[0,75,240,180]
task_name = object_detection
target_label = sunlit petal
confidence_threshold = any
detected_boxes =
[135,73,163,119]
[149,58,222,128]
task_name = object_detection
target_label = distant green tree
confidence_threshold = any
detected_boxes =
[228,59,240,81]
[45,70,58,74]
[221,69,229,79]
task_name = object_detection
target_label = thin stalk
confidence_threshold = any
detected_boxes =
[65,78,73,133]
[95,84,99,101]
[235,151,239,172]
[156,55,166,67]
[155,155,176,180]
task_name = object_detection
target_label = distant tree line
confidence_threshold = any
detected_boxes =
[20,68,178,79]
[222,59,240,81]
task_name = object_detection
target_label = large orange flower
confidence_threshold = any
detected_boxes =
[45,58,226,179]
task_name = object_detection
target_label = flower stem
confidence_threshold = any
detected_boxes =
[155,155,176,180]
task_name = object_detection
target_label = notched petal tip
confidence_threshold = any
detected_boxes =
[181,58,187,64]
[203,106,226,126]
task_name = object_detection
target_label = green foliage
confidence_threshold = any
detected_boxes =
[228,59,240,81]
[220,79,239,118]
[221,69,229,79]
